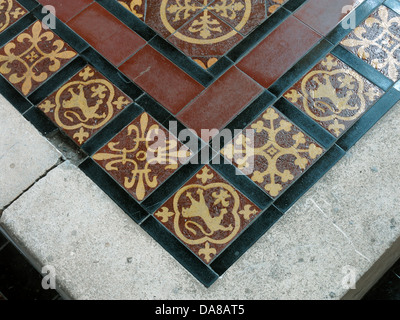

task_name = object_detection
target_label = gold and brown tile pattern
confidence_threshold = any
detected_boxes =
[116,0,288,68]
[222,107,324,198]
[0,0,27,33]
[93,112,192,202]
[284,54,384,137]
[154,165,261,263]
[0,21,77,96]
[341,6,400,82]
[38,65,132,145]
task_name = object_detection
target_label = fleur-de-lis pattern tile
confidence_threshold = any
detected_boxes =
[116,0,288,68]
[154,165,261,264]
[0,21,77,96]
[284,54,384,137]
[37,65,133,145]
[341,6,400,82]
[222,107,324,198]
[93,113,192,202]
[0,0,27,33]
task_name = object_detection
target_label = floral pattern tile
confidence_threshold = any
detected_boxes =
[222,107,324,198]
[93,112,192,202]
[38,65,132,145]
[284,54,384,137]
[0,21,77,96]
[0,0,27,33]
[154,165,261,263]
[341,5,400,82]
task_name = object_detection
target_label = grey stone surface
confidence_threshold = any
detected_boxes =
[1,101,400,300]
[0,95,62,209]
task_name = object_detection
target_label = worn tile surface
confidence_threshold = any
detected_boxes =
[222,107,324,198]
[154,165,261,263]
[0,0,27,33]
[37,65,132,145]
[284,54,384,137]
[36,0,94,22]
[93,112,192,201]
[341,6,400,82]
[0,21,77,96]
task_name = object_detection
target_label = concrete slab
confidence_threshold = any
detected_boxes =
[1,101,399,300]
[0,96,62,209]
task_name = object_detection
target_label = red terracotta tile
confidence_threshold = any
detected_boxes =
[294,0,364,36]
[36,0,93,22]
[177,67,263,140]
[154,165,261,264]
[67,2,146,66]
[0,21,77,96]
[0,0,27,33]
[237,16,321,88]
[119,45,205,115]
[37,65,132,145]
[93,112,192,201]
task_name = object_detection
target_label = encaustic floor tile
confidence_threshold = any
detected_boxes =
[37,65,133,145]
[116,0,287,68]
[92,112,192,202]
[284,54,384,138]
[0,0,27,33]
[341,5,400,83]
[221,107,324,198]
[0,21,77,96]
[154,165,262,264]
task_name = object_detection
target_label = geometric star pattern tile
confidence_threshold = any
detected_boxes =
[222,107,324,198]
[117,0,288,68]
[341,6,400,82]
[154,165,261,264]
[0,0,27,33]
[37,65,133,145]
[93,112,192,202]
[0,21,77,96]
[284,54,384,137]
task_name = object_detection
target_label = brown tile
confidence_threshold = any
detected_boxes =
[167,9,243,57]
[237,16,321,88]
[36,0,93,22]
[0,0,27,33]
[117,0,145,20]
[67,2,146,66]
[0,21,77,96]
[266,0,287,16]
[177,66,263,141]
[37,65,132,145]
[222,106,324,198]
[284,54,384,137]
[341,6,400,82]
[93,112,192,201]
[154,165,261,264]
[119,45,205,115]
[192,56,219,69]
[294,0,364,36]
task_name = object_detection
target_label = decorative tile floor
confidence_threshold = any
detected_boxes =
[1,0,400,287]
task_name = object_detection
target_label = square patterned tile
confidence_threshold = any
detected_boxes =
[284,54,384,137]
[117,0,288,68]
[341,5,400,82]
[154,165,261,264]
[222,106,324,198]
[0,0,27,33]
[93,112,192,202]
[0,21,77,96]
[37,65,133,145]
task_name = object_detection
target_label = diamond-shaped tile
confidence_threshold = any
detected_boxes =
[93,112,192,202]
[222,107,324,198]
[341,6,400,82]
[37,65,132,145]
[154,165,261,264]
[284,54,384,137]
[0,0,27,33]
[0,21,77,96]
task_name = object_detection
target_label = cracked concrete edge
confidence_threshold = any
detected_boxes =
[0,95,63,210]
